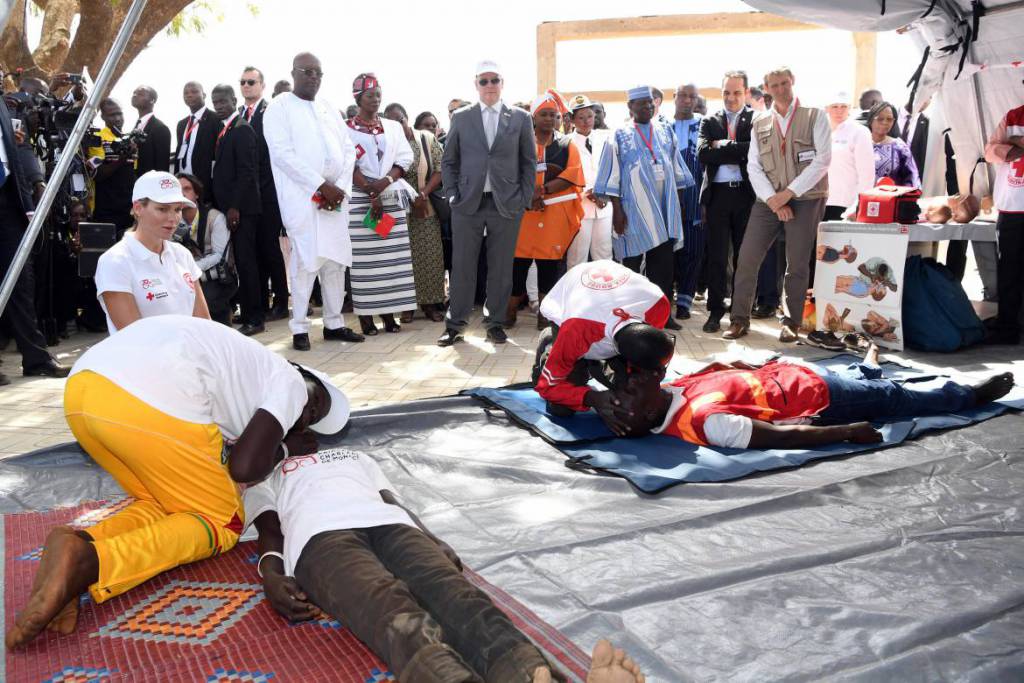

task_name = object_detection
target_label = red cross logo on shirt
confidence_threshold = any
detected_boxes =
[1009,156,1024,188]
[582,265,630,290]
[146,292,154,301]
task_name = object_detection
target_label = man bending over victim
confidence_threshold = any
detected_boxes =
[609,343,1014,449]
[246,446,647,683]
[532,260,676,435]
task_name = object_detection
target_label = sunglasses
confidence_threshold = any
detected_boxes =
[295,67,324,78]
[239,79,259,86]
[477,77,501,86]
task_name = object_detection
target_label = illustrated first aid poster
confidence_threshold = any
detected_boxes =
[814,222,909,351]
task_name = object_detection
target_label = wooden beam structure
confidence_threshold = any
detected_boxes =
[537,12,878,104]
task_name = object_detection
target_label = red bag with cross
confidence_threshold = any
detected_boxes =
[856,177,922,224]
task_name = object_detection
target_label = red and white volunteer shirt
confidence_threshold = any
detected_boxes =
[983,104,1024,213]
[536,260,670,411]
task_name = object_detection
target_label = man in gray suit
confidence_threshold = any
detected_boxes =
[438,60,536,346]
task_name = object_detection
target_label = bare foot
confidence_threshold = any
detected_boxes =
[6,527,97,649]
[587,639,646,683]
[864,342,880,366]
[972,372,1015,406]
[23,527,82,635]
[533,666,553,683]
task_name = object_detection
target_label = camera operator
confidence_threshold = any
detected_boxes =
[86,98,137,237]
[0,85,69,385]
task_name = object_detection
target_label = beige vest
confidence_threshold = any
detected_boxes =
[753,105,828,200]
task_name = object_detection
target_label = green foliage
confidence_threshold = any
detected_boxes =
[166,1,259,37]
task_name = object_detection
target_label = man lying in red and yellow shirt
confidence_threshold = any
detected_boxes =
[615,344,1014,449]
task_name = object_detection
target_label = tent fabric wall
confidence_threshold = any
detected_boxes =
[744,0,1024,201]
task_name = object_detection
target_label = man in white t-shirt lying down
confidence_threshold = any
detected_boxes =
[245,447,647,683]
[609,343,1014,449]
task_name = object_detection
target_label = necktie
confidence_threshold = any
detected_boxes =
[0,159,7,189]
[585,136,592,154]
[245,105,254,122]
[485,107,497,148]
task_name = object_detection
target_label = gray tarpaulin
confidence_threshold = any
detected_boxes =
[2,396,1023,681]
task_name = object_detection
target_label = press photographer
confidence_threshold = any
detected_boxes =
[86,97,142,236]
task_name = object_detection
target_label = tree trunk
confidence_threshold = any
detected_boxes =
[0,0,194,94]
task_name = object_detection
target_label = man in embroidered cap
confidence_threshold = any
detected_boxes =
[439,59,537,346]
[506,90,584,329]
[594,86,694,331]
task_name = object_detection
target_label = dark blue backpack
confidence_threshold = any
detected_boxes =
[902,255,986,352]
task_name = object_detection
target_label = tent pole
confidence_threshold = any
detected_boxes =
[0,0,150,317]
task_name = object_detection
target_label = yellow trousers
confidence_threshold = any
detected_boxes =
[64,371,243,603]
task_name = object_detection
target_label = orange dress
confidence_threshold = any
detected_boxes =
[515,134,585,260]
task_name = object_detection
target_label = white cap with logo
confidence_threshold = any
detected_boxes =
[826,91,851,106]
[132,171,196,208]
[474,60,502,77]
[293,363,351,436]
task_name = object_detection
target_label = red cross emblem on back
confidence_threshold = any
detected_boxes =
[581,265,630,290]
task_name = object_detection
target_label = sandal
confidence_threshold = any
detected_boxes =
[400,310,414,324]
[382,314,401,334]
[359,315,379,336]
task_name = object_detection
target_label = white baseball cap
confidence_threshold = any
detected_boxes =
[132,171,196,208]
[293,363,351,436]
[826,91,851,106]
[475,59,502,77]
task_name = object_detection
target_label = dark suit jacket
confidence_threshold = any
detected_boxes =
[903,111,929,176]
[696,106,755,205]
[211,116,260,215]
[0,104,37,217]
[239,99,278,209]
[136,115,171,175]
[441,102,536,219]
[174,108,220,195]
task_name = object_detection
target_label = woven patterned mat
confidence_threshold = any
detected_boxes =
[4,501,590,682]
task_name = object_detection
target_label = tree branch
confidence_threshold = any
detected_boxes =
[31,0,78,73]
[0,0,37,80]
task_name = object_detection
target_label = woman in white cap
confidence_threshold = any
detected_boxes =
[824,92,875,221]
[93,170,211,334]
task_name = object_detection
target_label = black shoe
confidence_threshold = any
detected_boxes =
[292,333,311,351]
[751,304,777,319]
[664,318,682,331]
[437,328,463,347]
[675,306,691,320]
[23,360,70,378]
[0,370,10,386]
[982,331,1021,345]
[486,326,508,344]
[324,326,365,343]
[806,330,845,351]
[238,323,265,336]
[267,306,289,322]
[232,312,244,325]
[702,316,721,333]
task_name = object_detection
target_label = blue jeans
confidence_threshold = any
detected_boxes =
[816,363,975,423]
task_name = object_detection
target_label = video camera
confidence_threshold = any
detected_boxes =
[110,127,147,157]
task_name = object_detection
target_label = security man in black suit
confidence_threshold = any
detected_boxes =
[696,70,756,333]
[900,100,930,178]
[239,66,288,320]
[174,81,219,201]
[0,100,67,384]
[130,85,172,175]
[209,83,263,336]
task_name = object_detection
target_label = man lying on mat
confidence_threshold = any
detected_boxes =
[532,259,675,434]
[7,315,349,649]
[606,343,1014,449]
[246,445,646,683]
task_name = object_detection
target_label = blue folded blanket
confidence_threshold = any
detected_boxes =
[465,355,1024,493]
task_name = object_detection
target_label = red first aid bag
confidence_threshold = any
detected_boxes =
[856,177,922,224]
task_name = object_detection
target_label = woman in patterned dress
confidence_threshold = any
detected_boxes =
[867,101,921,188]
[384,103,446,322]
[345,73,416,335]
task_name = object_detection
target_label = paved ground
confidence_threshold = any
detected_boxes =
[1,297,1022,461]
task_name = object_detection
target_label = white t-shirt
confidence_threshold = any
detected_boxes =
[826,119,875,211]
[95,233,202,335]
[70,315,307,439]
[242,448,415,575]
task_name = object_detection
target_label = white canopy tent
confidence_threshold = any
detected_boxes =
[744,0,1024,199]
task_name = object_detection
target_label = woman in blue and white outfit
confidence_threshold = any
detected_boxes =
[346,73,416,336]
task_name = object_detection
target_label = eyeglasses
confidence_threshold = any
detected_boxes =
[295,67,324,78]
[239,79,259,86]
[477,77,501,86]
